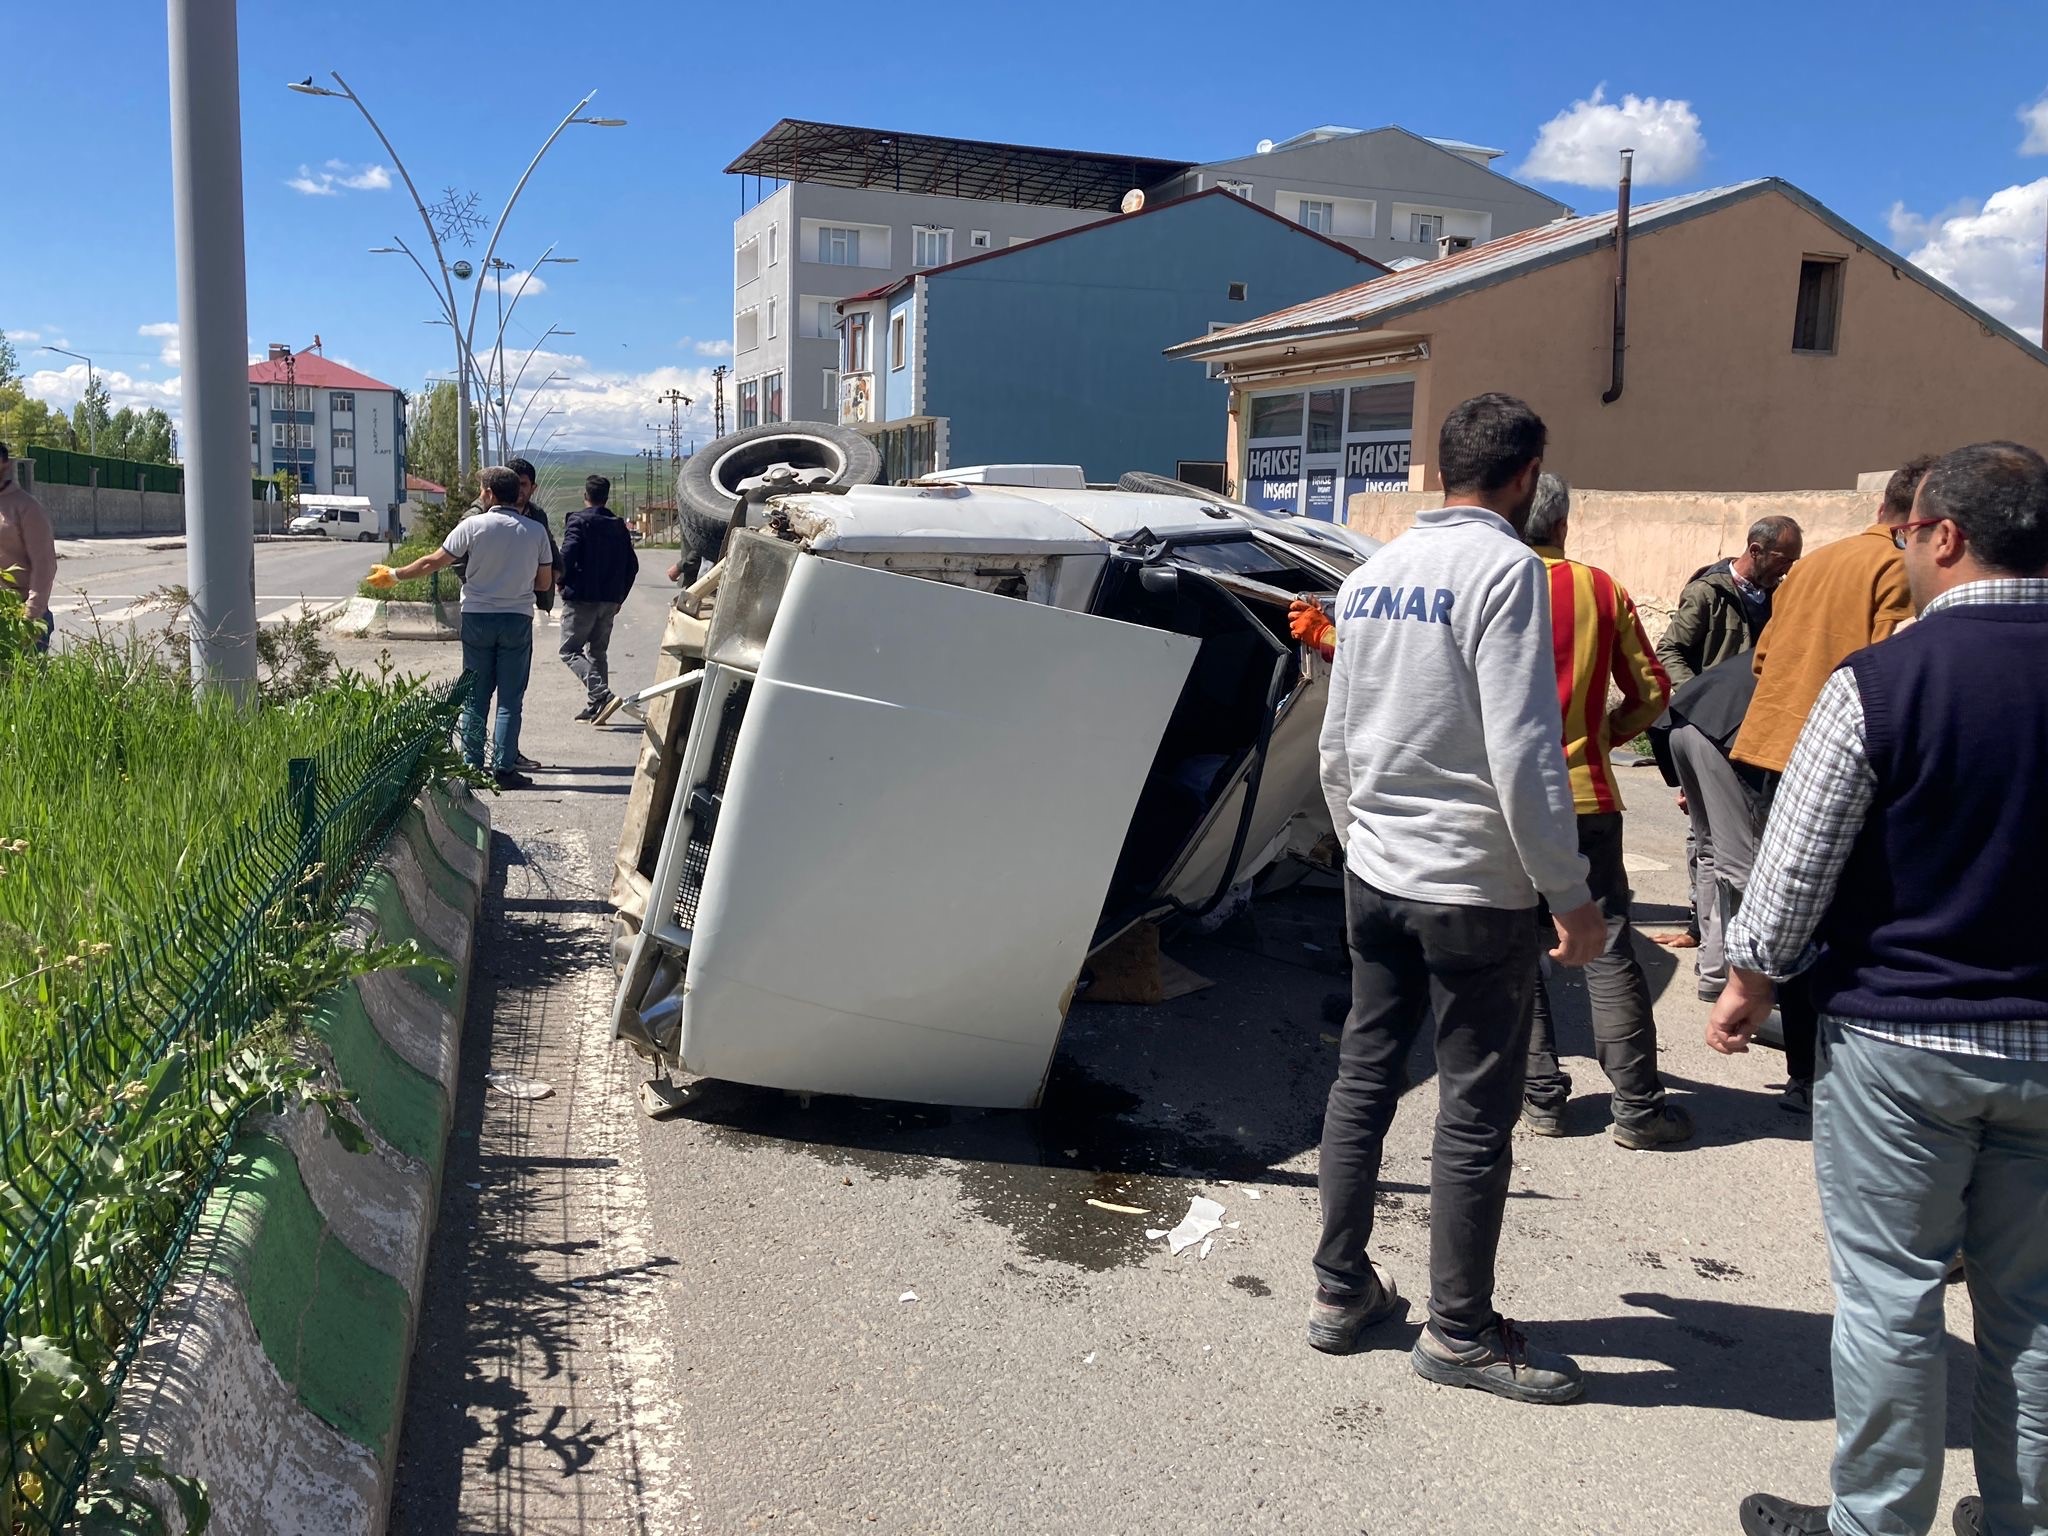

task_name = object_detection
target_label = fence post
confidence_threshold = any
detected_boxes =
[288,756,320,910]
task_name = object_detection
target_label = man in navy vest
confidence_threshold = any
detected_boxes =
[1709,441,2048,1536]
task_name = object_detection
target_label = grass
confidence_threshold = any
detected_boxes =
[0,633,441,1058]
[357,531,464,604]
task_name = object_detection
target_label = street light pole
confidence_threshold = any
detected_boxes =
[38,347,99,453]
[168,0,257,697]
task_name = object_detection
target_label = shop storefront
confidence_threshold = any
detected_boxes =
[1241,377,1415,520]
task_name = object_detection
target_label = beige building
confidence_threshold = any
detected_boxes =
[1168,178,2048,513]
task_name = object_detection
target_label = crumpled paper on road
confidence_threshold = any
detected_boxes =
[1162,1196,1226,1256]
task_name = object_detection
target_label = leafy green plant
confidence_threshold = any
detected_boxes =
[356,531,462,606]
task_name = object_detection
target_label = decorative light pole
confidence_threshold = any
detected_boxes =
[288,71,623,485]
[38,347,99,453]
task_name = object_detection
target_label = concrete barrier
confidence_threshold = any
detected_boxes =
[328,597,460,641]
[114,786,491,1535]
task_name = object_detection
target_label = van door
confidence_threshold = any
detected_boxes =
[674,554,1199,1109]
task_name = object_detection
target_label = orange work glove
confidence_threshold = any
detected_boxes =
[366,564,398,590]
[1289,598,1335,660]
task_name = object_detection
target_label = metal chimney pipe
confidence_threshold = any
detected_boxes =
[1602,147,1634,405]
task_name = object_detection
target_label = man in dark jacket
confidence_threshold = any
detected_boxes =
[557,474,639,719]
[506,456,562,615]
[1655,516,1803,686]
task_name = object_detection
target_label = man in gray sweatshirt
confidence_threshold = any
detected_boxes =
[1308,392,1604,1406]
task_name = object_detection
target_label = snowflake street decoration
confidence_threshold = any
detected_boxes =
[428,187,485,248]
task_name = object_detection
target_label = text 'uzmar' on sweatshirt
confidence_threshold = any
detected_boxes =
[1318,504,1592,913]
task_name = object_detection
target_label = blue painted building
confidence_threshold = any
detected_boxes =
[833,189,1379,485]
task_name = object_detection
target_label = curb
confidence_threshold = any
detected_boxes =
[114,785,491,1535]
[328,596,460,641]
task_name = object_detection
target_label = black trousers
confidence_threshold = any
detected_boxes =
[1315,873,1539,1338]
[1524,812,1667,1128]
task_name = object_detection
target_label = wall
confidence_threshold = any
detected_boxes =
[1159,129,1570,265]
[36,476,286,537]
[1403,188,2048,491]
[922,195,1373,480]
[1343,484,1879,612]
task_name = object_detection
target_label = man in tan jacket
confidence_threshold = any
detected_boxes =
[0,443,57,652]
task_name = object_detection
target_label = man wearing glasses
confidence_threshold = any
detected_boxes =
[1713,441,2048,1536]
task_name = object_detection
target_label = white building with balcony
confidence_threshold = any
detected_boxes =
[247,352,407,511]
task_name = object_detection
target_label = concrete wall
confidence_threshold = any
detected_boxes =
[1344,484,1879,613]
[922,195,1374,481]
[1400,188,2048,492]
[34,476,275,537]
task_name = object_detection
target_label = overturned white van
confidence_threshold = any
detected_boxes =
[610,471,1377,1111]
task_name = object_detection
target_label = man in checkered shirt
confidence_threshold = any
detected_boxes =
[1711,442,2048,1536]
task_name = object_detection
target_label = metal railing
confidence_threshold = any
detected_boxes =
[0,679,467,1532]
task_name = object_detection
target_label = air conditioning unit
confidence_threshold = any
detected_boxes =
[1436,234,1474,259]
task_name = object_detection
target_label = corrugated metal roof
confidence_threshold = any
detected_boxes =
[1171,177,2048,368]
[1173,181,1769,356]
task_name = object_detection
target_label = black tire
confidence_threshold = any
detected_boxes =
[676,421,882,562]
[1116,470,1216,500]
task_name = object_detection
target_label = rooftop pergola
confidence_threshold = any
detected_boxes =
[726,119,1194,211]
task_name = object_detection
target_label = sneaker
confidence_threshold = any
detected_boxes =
[574,697,606,722]
[1953,1496,1984,1534]
[1411,1317,1583,1404]
[1613,1102,1695,1151]
[1520,1102,1567,1137]
[493,769,534,790]
[1780,1079,1814,1116]
[1305,1270,1406,1354]
[1738,1493,1831,1535]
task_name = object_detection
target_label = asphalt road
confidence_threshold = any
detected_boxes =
[347,571,1983,1535]
[45,535,375,638]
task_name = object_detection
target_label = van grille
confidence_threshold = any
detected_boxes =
[673,680,754,931]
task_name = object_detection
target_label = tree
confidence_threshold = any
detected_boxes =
[100,407,176,465]
[0,330,17,388]
[0,383,74,453]
[71,376,113,455]
[405,381,478,507]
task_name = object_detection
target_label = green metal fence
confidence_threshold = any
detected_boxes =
[0,679,467,1531]
[21,444,274,503]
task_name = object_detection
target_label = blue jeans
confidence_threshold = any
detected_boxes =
[1814,1019,2048,1535]
[459,612,534,771]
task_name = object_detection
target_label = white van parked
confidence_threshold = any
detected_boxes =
[287,494,390,541]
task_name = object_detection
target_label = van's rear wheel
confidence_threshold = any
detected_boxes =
[676,421,882,563]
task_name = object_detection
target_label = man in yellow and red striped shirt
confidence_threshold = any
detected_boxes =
[1521,475,1693,1148]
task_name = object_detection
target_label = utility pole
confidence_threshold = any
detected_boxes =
[658,387,691,486]
[169,0,257,697]
[711,364,729,438]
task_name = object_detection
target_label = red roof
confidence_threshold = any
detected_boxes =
[247,354,400,392]
[405,474,446,493]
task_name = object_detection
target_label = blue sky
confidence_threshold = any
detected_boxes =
[4,0,2045,452]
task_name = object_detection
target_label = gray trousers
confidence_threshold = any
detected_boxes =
[558,598,621,703]
[1316,873,1539,1337]
[1667,723,1762,991]
[1524,812,1667,1129]
[1815,1020,2048,1535]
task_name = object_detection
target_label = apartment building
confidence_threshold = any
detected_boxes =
[725,120,1572,431]
[247,351,407,510]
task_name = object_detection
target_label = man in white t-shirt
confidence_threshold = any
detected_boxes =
[376,465,553,787]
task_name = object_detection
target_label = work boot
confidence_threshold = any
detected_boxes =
[1305,1268,1405,1354]
[1953,1496,1984,1534]
[1520,1102,1568,1137]
[1613,1102,1695,1151]
[1411,1317,1583,1404]
[1738,1494,1831,1535]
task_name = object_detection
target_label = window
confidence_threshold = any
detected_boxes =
[736,236,760,285]
[803,297,838,339]
[271,383,310,411]
[248,386,259,411]
[1205,321,1231,381]
[1297,199,1335,234]
[766,297,778,340]
[970,230,991,249]
[1249,393,1303,439]
[763,372,784,424]
[332,429,355,451]
[889,313,907,370]
[736,308,760,354]
[330,391,355,415]
[270,423,298,448]
[1793,257,1845,353]
[845,311,871,372]
[738,379,760,429]
[818,225,860,265]
[250,426,259,456]
[1227,281,1248,302]
[1307,390,1342,453]
[823,368,841,416]
[1347,380,1416,433]
[1176,461,1229,493]
[913,226,952,267]
[766,224,779,266]
[1410,214,1442,244]
[1218,179,1254,199]
[333,465,355,490]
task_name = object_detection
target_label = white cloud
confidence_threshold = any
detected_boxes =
[493,269,548,297]
[692,338,733,358]
[2022,92,2048,156]
[1888,178,2048,345]
[286,160,392,196]
[26,362,183,417]
[1519,85,1706,188]
[138,321,180,368]
[486,349,726,454]
[7,329,42,345]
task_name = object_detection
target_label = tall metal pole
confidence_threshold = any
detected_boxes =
[169,0,256,697]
